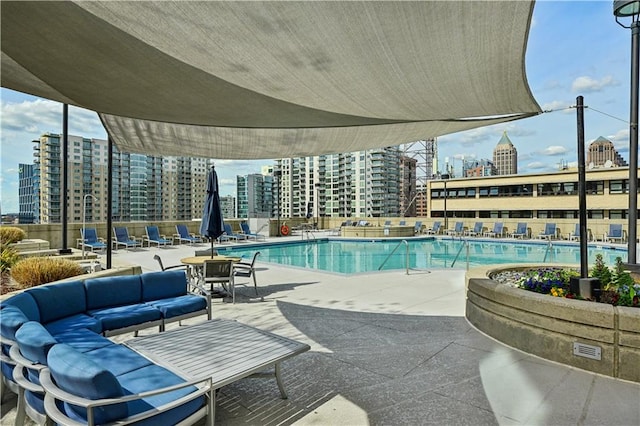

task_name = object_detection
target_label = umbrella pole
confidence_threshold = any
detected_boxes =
[211,239,214,259]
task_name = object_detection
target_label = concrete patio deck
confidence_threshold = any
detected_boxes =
[2,235,639,425]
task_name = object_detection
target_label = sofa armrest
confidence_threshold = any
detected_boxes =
[41,369,211,426]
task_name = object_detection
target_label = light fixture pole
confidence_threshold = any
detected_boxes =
[82,193,97,259]
[614,0,639,264]
[442,174,450,231]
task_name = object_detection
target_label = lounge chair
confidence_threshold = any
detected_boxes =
[568,223,585,241]
[383,220,392,227]
[446,221,464,236]
[413,221,423,234]
[604,224,625,243]
[510,222,528,239]
[174,224,202,245]
[80,228,107,252]
[398,220,406,226]
[537,223,557,240]
[483,222,504,238]
[240,222,266,240]
[113,226,141,250]
[222,223,248,242]
[465,222,483,237]
[425,221,441,235]
[144,225,172,247]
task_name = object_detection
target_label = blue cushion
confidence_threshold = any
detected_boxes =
[85,345,152,376]
[47,344,127,424]
[53,328,113,353]
[25,391,45,417]
[88,304,161,332]
[1,293,40,322]
[141,270,188,301]
[84,275,142,310]
[0,305,29,340]
[1,360,15,381]
[146,295,207,319]
[118,364,205,426]
[27,281,86,323]
[15,321,57,365]
[44,313,102,335]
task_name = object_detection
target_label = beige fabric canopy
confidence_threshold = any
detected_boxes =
[1,1,541,159]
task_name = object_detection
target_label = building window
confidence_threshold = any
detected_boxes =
[586,180,604,195]
[609,180,628,194]
[609,210,627,219]
[587,210,604,219]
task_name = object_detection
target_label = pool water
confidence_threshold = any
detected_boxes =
[218,238,628,274]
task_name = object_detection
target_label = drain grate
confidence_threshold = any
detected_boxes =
[573,342,601,360]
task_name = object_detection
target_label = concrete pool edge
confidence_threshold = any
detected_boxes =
[465,264,640,383]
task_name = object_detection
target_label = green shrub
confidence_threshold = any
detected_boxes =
[590,253,612,288]
[10,257,84,289]
[0,227,26,245]
[0,246,19,272]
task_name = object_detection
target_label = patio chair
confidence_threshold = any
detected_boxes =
[113,226,141,250]
[233,252,261,301]
[483,222,504,238]
[446,221,464,236]
[425,221,441,235]
[537,223,557,240]
[153,254,187,272]
[145,225,172,247]
[465,222,483,237]
[174,224,203,245]
[398,220,406,226]
[511,222,528,239]
[604,224,625,243]
[80,228,107,252]
[203,259,234,301]
[240,222,266,240]
[568,223,583,241]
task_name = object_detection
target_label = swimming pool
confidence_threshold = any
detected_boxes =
[218,238,628,274]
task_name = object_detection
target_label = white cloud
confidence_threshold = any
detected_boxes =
[526,161,548,170]
[571,75,618,93]
[539,145,569,156]
[540,100,573,113]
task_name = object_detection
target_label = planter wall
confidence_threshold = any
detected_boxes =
[466,265,640,383]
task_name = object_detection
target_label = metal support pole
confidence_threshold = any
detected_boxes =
[628,21,639,264]
[59,104,72,254]
[576,96,589,277]
[106,136,113,269]
[443,180,448,231]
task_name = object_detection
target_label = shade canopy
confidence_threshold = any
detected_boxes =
[1,1,541,159]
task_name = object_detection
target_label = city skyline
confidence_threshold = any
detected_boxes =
[1,1,634,212]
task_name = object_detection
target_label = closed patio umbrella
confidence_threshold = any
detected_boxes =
[200,165,225,258]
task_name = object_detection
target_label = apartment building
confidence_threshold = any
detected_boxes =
[236,174,274,219]
[18,163,36,223]
[28,133,209,224]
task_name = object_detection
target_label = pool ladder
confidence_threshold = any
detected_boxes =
[378,240,410,274]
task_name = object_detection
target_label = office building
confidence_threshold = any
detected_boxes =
[493,131,518,175]
[587,136,628,167]
[18,163,36,224]
[464,159,497,177]
[220,195,237,219]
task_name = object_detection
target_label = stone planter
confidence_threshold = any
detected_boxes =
[466,264,640,383]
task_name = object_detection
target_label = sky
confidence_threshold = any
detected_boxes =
[0,1,635,213]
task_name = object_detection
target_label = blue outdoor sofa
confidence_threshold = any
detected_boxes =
[0,270,212,425]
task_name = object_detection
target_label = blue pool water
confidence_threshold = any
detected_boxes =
[218,238,627,274]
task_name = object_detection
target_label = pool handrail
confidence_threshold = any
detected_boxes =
[451,239,470,270]
[377,239,409,275]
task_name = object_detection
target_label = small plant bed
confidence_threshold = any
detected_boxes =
[490,254,639,308]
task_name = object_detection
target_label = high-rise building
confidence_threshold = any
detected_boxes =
[587,136,628,167]
[31,133,209,223]
[236,174,273,219]
[492,131,518,175]
[400,155,417,216]
[18,163,36,223]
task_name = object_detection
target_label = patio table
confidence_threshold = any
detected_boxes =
[125,319,310,424]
